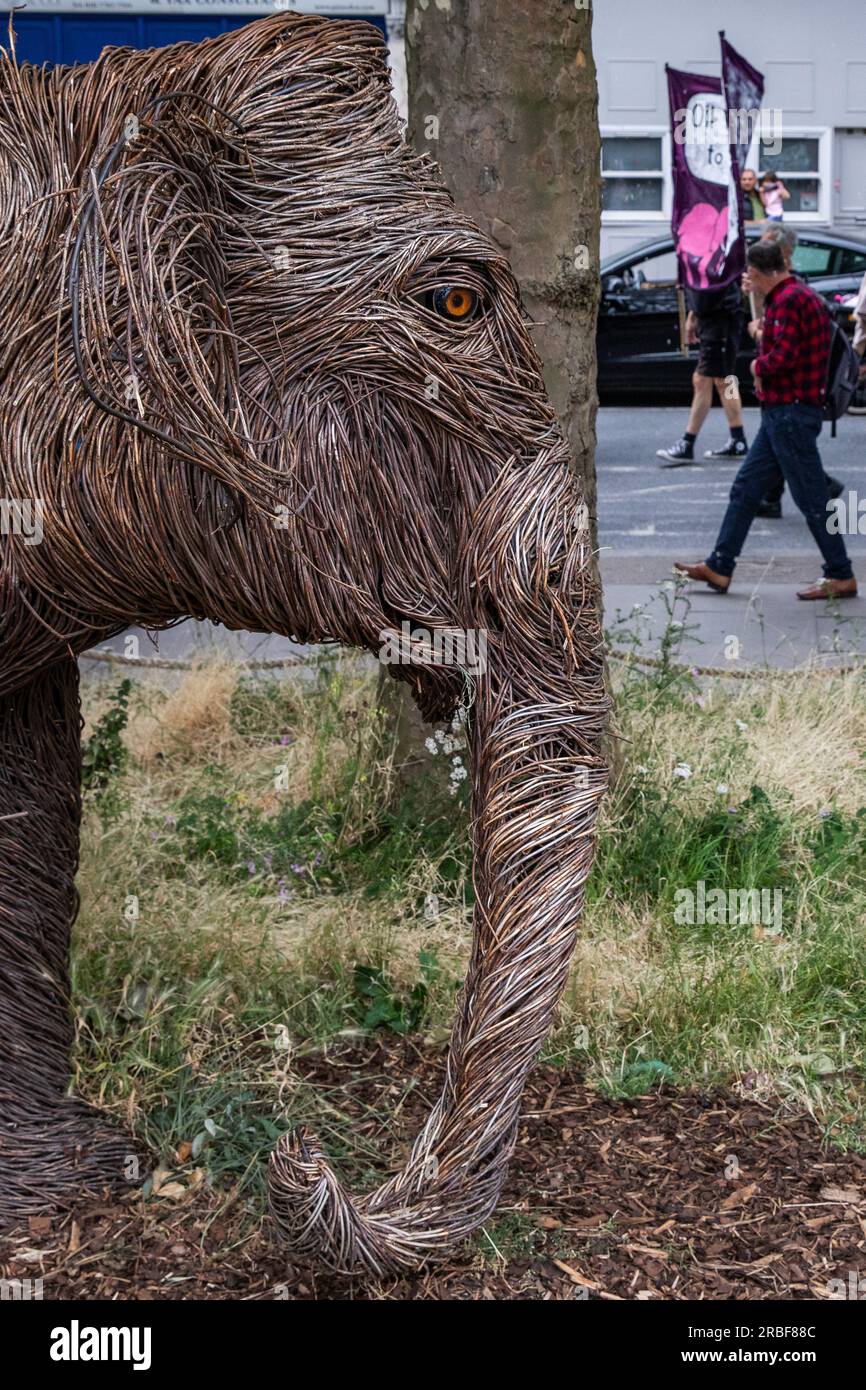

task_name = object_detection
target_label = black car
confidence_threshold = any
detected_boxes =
[598,229,866,402]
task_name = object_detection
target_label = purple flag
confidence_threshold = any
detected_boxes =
[667,65,742,291]
[720,32,765,191]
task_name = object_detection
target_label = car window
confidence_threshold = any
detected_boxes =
[838,247,866,275]
[790,241,835,277]
[622,250,679,289]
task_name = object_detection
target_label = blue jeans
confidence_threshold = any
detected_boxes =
[707,404,854,581]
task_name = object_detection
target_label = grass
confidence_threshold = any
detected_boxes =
[71,618,866,1214]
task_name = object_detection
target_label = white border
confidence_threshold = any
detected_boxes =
[600,126,671,223]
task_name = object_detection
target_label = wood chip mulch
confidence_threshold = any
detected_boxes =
[2,1039,864,1300]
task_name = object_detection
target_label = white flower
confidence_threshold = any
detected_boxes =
[716,782,729,795]
[673,763,692,780]
[735,720,748,732]
[424,737,438,755]
[448,761,468,795]
[635,764,648,775]
[434,729,446,744]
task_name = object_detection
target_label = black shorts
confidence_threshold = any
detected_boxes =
[696,312,742,379]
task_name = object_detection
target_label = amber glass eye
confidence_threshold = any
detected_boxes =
[431,285,479,322]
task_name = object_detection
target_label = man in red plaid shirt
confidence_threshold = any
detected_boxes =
[675,239,856,601]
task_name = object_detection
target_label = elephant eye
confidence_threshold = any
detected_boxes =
[430,285,480,323]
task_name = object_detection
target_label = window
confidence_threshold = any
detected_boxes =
[602,135,667,215]
[622,250,679,287]
[749,133,827,217]
[838,247,866,275]
[790,240,834,276]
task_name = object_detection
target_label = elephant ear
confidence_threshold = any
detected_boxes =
[69,89,279,512]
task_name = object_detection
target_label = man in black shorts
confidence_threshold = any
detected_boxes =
[656,281,748,466]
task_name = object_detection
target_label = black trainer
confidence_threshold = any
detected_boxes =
[656,438,695,467]
[756,499,782,519]
[704,438,748,459]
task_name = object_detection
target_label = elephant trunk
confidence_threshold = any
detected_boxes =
[268,457,607,1276]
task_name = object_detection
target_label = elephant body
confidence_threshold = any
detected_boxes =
[0,12,607,1275]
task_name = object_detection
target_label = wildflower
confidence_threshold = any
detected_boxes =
[246,859,256,876]
[716,783,729,795]
[635,764,648,775]
[735,719,748,732]
[673,763,692,780]
[448,757,468,796]
[424,737,438,755]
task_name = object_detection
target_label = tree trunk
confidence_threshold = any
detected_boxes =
[406,0,601,517]
[406,0,620,772]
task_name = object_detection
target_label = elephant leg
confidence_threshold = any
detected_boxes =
[0,659,134,1222]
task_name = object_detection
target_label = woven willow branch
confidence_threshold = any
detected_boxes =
[0,12,607,1274]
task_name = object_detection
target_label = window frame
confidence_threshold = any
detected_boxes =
[600,125,832,227]
[746,126,832,224]
[601,126,671,223]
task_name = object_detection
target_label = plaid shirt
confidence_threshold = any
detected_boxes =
[754,276,830,407]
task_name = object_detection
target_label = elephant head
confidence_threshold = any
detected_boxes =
[0,13,607,1274]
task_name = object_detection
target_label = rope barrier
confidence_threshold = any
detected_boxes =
[607,647,865,681]
[79,647,340,672]
[79,644,865,681]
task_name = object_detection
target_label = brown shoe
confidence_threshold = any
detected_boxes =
[796,577,858,601]
[673,561,730,594]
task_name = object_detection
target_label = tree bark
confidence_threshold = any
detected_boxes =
[406,0,619,773]
[406,0,601,517]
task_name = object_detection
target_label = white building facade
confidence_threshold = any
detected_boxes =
[594,0,866,261]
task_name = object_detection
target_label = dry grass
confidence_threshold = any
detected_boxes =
[73,654,866,1162]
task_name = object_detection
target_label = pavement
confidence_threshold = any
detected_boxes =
[598,405,866,669]
[81,403,866,676]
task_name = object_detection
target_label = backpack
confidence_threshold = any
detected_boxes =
[824,320,862,436]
